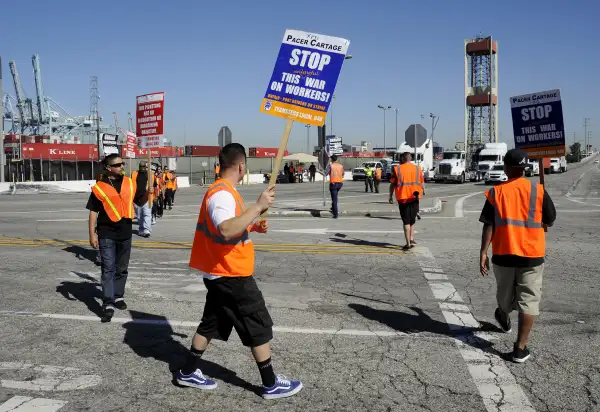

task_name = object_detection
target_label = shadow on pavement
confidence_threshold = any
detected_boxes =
[329,235,398,249]
[349,303,504,354]
[63,245,98,264]
[122,310,260,395]
[56,279,104,318]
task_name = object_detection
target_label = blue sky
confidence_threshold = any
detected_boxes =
[2,0,599,152]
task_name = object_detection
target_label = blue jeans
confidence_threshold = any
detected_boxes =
[135,204,152,235]
[329,182,343,217]
[98,237,132,305]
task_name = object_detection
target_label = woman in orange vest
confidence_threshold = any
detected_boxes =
[389,152,424,250]
[87,154,140,322]
[479,149,556,363]
[327,155,344,218]
[177,143,302,400]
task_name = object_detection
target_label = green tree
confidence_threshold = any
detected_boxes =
[570,142,581,157]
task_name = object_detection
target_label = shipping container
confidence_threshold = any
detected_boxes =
[21,143,98,160]
[121,146,179,158]
[249,147,289,157]
[185,145,221,156]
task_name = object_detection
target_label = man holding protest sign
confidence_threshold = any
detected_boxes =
[177,143,302,399]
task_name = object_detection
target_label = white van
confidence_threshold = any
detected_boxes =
[550,157,567,173]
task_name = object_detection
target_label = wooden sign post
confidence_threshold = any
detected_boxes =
[259,29,351,216]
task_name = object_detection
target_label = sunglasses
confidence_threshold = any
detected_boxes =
[108,162,124,168]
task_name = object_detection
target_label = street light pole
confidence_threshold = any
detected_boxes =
[394,108,399,149]
[305,124,311,153]
[377,105,391,154]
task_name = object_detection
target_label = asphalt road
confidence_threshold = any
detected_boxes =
[0,157,599,411]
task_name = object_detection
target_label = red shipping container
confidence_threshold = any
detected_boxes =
[21,143,98,160]
[122,146,178,158]
[186,145,221,156]
[249,147,289,157]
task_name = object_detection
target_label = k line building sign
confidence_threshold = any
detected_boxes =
[510,89,565,159]
[260,29,350,126]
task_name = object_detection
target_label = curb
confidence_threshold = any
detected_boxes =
[269,198,443,217]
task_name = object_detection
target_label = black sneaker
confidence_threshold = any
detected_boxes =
[102,304,114,322]
[512,344,531,363]
[494,308,512,333]
[114,299,127,310]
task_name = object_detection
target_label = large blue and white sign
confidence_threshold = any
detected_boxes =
[510,89,565,159]
[260,29,350,126]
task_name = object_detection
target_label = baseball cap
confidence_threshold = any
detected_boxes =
[504,148,529,168]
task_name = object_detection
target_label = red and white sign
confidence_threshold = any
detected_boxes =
[125,131,137,158]
[21,143,98,160]
[136,92,165,149]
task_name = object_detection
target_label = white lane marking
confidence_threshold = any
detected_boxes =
[413,246,535,412]
[0,311,452,339]
[569,197,600,199]
[0,362,101,392]
[423,272,449,280]
[270,228,410,234]
[429,282,464,302]
[0,396,67,412]
[455,192,482,218]
[36,219,87,222]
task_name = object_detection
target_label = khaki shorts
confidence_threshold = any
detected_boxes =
[493,263,544,316]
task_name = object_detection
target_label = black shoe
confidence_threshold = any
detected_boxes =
[494,308,512,333]
[114,299,127,310]
[410,239,417,245]
[512,344,531,363]
[102,304,115,322]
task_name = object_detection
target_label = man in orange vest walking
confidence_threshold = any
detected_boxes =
[131,160,154,237]
[389,152,424,250]
[374,165,383,193]
[163,167,175,210]
[87,154,140,322]
[479,149,556,363]
[176,143,303,399]
[327,155,344,218]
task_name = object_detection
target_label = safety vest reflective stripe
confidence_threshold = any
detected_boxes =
[394,166,423,186]
[489,180,543,229]
[93,183,122,220]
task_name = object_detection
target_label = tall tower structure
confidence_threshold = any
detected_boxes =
[89,76,99,145]
[464,36,498,161]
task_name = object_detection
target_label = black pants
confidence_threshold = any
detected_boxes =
[98,237,132,305]
[165,189,174,208]
[374,178,380,193]
[365,177,374,192]
[172,190,176,202]
[197,276,274,347]
[398,200,419,225]
[329,182,343,217]
[156,194,164,217]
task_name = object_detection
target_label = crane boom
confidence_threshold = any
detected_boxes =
[32,54,48,124]
[8,60,27,131]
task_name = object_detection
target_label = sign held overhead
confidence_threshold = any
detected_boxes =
[510,89,565,159]
[136,92,165,148]
[260,29,350,126]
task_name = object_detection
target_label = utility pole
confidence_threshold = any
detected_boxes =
[0,56,4,182]
[305,124,311,154]
[113,112,119,137]
[584,118,590,157]
[394,109,399,149]
[377,105,391,153]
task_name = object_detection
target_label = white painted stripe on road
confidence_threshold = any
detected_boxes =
[36,219,87,222]
[414,246,535,412]
[423,272,448,280]
[0,311,450,339]
[429,282,464,302]
[455,192,482,218]
[0,396,67,412]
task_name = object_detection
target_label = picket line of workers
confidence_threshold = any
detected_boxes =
[85,146,554,403]
[90,157,178,265]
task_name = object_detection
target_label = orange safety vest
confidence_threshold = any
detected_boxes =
[484,178,545,258]
[189,180,254,277]
[91,176,136,222]
[164,172,174,189]
[215,165,220,175]
[329,163,344,183]
[132,170,155,203]
[393,163,424,201]
[375,168,382,179]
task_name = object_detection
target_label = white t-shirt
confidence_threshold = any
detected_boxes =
[201,189,238,280]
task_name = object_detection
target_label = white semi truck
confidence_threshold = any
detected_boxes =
[394,139,436,182]
[476,142,508,176]
[434,150,475,183]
